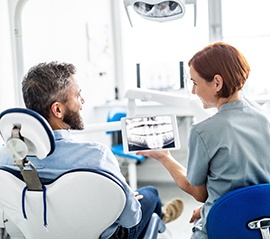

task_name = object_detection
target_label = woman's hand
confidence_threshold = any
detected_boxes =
[136,150,171,162]
[189,206,202,223]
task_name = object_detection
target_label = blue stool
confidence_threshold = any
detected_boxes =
[107,108,145,189]
[206,183,270,239]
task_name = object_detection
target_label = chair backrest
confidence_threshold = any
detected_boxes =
[107,107,127,145]
[0,108,126,239]
[206,183,270,239]
[0,168,126,239]
[107,107,127,125]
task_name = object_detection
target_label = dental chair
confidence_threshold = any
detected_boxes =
[0,108,169,239]
[206,183,270,239]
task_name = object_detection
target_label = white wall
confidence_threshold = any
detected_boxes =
[0,0,16,112]
[0,0,117,125]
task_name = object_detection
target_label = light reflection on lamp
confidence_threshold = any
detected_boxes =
[123,0,197,27]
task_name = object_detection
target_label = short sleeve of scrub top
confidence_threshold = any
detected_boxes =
[186,125,211,186]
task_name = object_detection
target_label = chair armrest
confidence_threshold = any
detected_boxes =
[143,213,166,239]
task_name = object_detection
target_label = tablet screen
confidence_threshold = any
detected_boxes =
[121,114,180,153]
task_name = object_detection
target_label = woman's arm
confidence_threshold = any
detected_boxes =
[137,150,208,202]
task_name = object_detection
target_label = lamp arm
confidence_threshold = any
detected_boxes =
[193,0,197,26]
[123,0,133,27]
[185,0,197,26]
[124,88,190,106]
[71,121,121,134]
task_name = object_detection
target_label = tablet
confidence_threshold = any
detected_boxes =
[121,114,181,153]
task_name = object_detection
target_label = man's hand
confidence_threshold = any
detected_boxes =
[134,191,144,200]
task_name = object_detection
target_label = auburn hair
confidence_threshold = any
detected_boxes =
[188,42,250,98]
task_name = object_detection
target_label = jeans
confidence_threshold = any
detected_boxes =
[114,185,162,239]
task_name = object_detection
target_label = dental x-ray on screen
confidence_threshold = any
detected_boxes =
[121,114,180,153]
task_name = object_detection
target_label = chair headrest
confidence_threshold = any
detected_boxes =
[0,108,55,160]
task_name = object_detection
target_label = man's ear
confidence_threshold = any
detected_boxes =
[214,74,223,92]
[50,102,64,119]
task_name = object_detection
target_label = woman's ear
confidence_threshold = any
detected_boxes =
[214,74,223,92]
[50,102,64,119]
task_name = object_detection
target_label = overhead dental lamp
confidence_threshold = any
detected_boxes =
[123,0,197,26]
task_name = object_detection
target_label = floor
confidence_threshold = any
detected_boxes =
[138,181,202,239]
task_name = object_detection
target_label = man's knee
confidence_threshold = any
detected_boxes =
[138,185,159,197]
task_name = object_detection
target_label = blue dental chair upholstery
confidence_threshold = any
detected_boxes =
[0,108,169,239]
[107,107,145,190]
[206,183,270,239]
